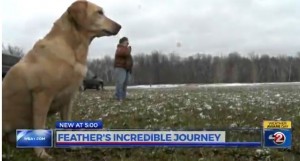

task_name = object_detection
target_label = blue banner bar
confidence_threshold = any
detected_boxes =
[16,129,53,148]
[55,121,103,129]
[56,142,261,148]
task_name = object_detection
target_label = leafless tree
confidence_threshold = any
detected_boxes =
[2,44,24,57]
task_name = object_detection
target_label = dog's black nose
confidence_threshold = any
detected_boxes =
[113,24,122,35]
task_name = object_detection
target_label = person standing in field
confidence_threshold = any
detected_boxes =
[114,37,133,101]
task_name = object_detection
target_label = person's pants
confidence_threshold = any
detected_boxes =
[115,67,129,100]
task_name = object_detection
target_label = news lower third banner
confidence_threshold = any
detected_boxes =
[16,120,291,148]
[55,131,226,147]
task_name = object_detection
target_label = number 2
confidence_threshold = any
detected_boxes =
[275,133,283,143]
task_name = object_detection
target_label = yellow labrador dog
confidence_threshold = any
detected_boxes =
[2,0,121,159]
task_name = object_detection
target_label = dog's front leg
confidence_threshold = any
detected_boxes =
[33,92,53,159]
[60,96,80,151]
[60,98,73,121]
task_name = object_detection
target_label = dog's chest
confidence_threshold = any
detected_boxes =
[54,62,87,96]
[73,63,88,78]
[56,62,87,82]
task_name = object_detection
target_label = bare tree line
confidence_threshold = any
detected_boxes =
[88,51,300,85]
[2,44,299,85]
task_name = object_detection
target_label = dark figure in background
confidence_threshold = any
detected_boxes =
[114,37,133,101]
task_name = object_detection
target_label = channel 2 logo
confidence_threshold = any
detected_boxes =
[268,132,286,145]
[264,130,291,148]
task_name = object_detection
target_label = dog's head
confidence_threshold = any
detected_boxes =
[68,0,121,37]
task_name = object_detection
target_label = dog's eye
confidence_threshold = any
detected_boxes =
[98,10,104,15]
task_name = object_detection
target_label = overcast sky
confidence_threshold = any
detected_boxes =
[2,0,300,59]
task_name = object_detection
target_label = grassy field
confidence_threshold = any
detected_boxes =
[3,83,300,161]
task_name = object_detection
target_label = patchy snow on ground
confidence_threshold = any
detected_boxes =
[127,82,300,89]
[198,82,300,88]
[128,84,185,89]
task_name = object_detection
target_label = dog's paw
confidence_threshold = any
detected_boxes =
[39,152,53,160]
[35,148,53,160]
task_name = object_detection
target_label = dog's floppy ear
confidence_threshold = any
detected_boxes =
[68,1,88,28]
